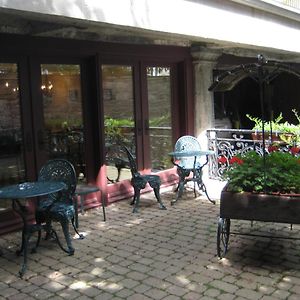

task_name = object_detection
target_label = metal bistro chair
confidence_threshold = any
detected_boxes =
[172,135,215,204]
[35,159,83,255]
[123,146,167,213]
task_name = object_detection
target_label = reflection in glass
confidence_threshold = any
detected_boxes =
[147,67,173,170]
[41,64,85,180]
[0,63,25,210]
[102,65,135,183]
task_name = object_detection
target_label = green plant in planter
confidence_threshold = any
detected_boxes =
[221,150,300,194]
[246,113,284,132]
[246,110,300,145]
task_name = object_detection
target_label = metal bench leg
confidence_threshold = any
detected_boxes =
[132,188,141,213]
[153,186,166,210]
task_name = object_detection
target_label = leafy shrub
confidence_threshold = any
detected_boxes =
[221,150,300,194]
[246,110,300,145]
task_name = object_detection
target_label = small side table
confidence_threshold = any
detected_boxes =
[0,181,66,277]
[74,184,106,228]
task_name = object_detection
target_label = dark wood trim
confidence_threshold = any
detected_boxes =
[0,32,194,214]
[81,55,102,182]
[0,33,191,60]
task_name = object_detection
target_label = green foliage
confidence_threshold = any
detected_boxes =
[246,110,300,145]
[104,114,170,142]
[246,113,284,131]
[223,151,300,194]
[149,114,170,126]
[104,116,134,143]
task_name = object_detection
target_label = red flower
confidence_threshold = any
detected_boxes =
[268,145,279,153]
[229,156,244,165]
[218,156,227,164]
[290,147,300,155]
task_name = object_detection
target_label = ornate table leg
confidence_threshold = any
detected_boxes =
[12,199,29,277]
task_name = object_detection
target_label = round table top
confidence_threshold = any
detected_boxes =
[0,181,66,199]
[75,184,100,196]
[168,150,214,157]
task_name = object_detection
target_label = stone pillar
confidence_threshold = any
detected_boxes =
[191,47,220,148]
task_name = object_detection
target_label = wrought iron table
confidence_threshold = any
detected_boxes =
[74,184,106,228]
[169,150,215,205]
[0,181,66,277]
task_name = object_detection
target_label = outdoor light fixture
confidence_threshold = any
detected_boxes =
[41,68,53,97]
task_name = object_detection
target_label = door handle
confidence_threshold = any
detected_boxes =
[144,119,149,135]
[25,133,33,152]
[137,120,142,135]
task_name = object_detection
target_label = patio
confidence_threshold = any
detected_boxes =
[1,182,300,300]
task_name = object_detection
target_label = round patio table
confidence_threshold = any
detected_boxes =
[0,181,66,277]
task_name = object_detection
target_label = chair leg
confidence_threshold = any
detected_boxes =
[44,221,53,240]
[101,195,106,222]
[130,197,135,206]
[32,228,42,254]
[71,217,84,239]
[132,188,140,213]
[60,220,75,255]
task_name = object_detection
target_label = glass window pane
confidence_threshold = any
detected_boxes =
[147,67,173,170]
[102,65,135,183]
[0,63,25,210]
[41,64,85,180]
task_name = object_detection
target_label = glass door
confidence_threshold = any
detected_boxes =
[101,63,176,183]
[37,63,85,180]
[102,65,136,183]
[146,66,173,171]
[0,63,26,211]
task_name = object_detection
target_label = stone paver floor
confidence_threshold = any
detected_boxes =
[1,187,300,299]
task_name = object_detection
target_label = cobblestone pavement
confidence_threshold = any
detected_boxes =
[1,186,300,299]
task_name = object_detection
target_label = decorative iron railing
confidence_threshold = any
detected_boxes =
[206,128,297,179]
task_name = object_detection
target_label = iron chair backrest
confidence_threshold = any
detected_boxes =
[174,135,204,169]
[38,159,77,205]
[122,146,139,177]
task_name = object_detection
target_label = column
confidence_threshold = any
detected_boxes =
[191,47,220,147]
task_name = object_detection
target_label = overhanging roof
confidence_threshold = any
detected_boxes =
[209,60,300,92]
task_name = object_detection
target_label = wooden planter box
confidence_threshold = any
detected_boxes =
[220,189,300,224]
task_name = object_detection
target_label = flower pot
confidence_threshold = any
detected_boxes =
[220,188,300,224]
[217,187,300,258]
[251,132,297,145]
[251,132,281,142]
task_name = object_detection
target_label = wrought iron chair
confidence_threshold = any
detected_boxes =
[123,146,167,213]
[171,135,215,204]
[35,159,83,255]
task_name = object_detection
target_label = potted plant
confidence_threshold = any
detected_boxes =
[246,109,300,145]
[222,150,300,194]
[217,149,300,258]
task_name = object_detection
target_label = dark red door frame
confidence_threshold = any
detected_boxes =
[0,33,194,211]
